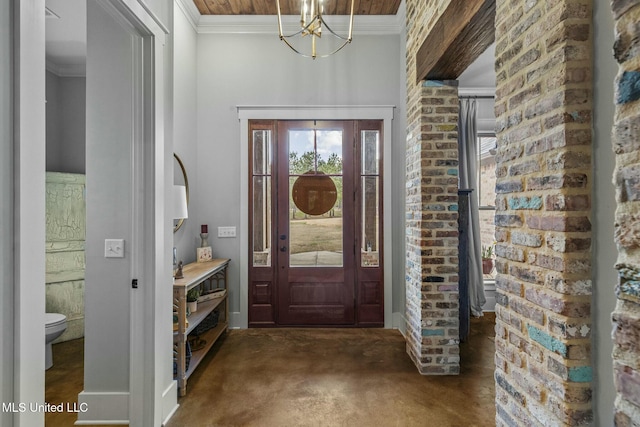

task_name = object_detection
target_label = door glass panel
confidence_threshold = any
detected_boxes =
[289,129,343,267]
[252,130,272,267]
[361,130,380,267]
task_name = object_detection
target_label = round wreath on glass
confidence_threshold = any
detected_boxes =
[292,170,337,216]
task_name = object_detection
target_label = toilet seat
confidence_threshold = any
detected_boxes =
[45,313,67,328]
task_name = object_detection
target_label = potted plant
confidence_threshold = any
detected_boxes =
[187,287,200,313]
[481,244,494,274]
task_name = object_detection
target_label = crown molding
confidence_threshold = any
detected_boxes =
[46,59,86,77]
[458,87,496,97]
[175,0,199,31]
[197,14,403,35]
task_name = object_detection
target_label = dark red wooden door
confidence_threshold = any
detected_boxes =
[275,121,356,325]
[248,119,384,327]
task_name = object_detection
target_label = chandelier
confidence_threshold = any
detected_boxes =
[276,0,355,59]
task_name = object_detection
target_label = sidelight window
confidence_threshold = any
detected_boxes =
[361,129,380,267]
[252,129,273,267]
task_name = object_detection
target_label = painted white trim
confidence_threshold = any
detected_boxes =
[85,1,173,426]
[237,105,395,329]
[393,311,407,336]
[76,391,129,425]
[237,105,395,120]
[121,0,169,35]
[13,1,47,426]
[45,59,86,77]
[458,87,496,97]
[161,381,179,425]
[0,1,14,424]
[175,0,199,31]
[229,311,244,329]
[198,14,403,35]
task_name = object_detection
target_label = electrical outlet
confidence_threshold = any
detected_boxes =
[105,239,125,258]
[218,226,236,238]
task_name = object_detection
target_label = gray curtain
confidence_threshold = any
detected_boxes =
[458,98,486,317]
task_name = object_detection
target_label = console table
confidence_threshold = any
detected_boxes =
[173,258,230,396]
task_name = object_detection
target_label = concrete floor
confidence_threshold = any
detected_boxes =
[46,314,495,426]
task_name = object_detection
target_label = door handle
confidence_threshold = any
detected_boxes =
[280,234,287,240]
[280,246,287,252]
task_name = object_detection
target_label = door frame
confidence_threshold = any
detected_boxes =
[238,106,395,328]
[79,1,173,425]
[9,1,174,425]
[7,2,47,426]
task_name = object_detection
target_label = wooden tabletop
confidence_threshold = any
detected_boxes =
[173,259,230,289]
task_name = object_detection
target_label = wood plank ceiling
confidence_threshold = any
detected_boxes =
[192,0,402,15]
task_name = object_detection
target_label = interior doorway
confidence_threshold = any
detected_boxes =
[248,119,384,327]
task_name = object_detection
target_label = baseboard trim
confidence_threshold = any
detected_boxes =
[161,381,179,426]
[230,310,408,332]
[392,311,407,336]
[229,311,245,329]
[75,391,129,425]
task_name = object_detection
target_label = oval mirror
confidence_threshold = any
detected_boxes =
[174,153,189,233]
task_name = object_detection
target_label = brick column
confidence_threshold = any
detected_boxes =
[405,80,460,375]
[611,1,640,424]
[493,0,593,425]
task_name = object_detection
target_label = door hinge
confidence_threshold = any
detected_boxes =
[132,279,138,289]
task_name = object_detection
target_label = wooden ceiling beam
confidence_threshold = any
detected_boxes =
[415,0,495,83]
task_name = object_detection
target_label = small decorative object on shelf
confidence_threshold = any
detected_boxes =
[198,224,212,263]
[200,224,209,247]
[481,244,494,275]
[197,246,212,263]
[174,260,184,279]
[186,287,200,312]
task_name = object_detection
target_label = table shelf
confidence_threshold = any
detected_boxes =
[173,259,230,396]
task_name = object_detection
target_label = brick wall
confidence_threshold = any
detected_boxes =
[405,0,461,374]
[611,1,640,424]
[493,0,593,425]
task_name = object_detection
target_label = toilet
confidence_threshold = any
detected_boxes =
[45,313,67,370]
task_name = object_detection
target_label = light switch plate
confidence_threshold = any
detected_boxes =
[105,239,125,258]
[218,226,236,238]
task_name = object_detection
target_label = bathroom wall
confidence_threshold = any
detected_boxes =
[46,70,86,174]
[45,70,86,342]
[45,172,86,343]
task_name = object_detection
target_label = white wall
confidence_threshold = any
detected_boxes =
[195,32,405,318]
[46,71,63,170]
[46,71,86,174]
[593,2,617,424]
[84,0,135,395]
[173,3,199,267]
[59,76,86,173]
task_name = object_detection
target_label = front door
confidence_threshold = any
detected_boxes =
[248,119,384,327]
[277,120,355,325]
